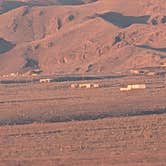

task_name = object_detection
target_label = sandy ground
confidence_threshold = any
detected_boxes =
[0,114,166,166]
[0,75,165,125]
[0,75,165,165]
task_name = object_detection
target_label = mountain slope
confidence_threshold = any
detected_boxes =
[0,0,166,75]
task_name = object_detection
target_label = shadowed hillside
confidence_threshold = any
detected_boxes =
[98,12,150,28]
[0,38,15,54]
[0,0,98,14]
[0,0,165,75]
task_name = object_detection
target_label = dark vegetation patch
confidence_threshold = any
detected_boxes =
[22,6,29,16]
[0,0,98,14]
[0,107,165,126]
[98,11,150,28]
[136,45,166,53]
[161,16,166,23]
[23,58,39,68]
[11,19,18,32]
[0,38,15,54]
[112,32,125,46]
[57,18,62,30]
[149,15,166,25]
[68,14,75,21]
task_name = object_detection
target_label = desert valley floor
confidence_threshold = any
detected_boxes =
[0,74,166,165]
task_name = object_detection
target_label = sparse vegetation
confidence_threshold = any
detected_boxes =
[23,58,39,68]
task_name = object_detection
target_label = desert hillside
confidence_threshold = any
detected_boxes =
[0,1,166,165]
[0,0,165,75]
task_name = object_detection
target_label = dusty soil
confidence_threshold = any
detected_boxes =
[0,74,165,165]
[0,75,165,125]
[0,114,166,166]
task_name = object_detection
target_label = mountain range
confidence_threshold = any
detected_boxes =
[0,0,165,75]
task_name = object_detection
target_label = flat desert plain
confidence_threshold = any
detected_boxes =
[0,74,165,165]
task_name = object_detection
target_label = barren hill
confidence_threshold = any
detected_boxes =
[0,0,166,75]
[0,1,166,165]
